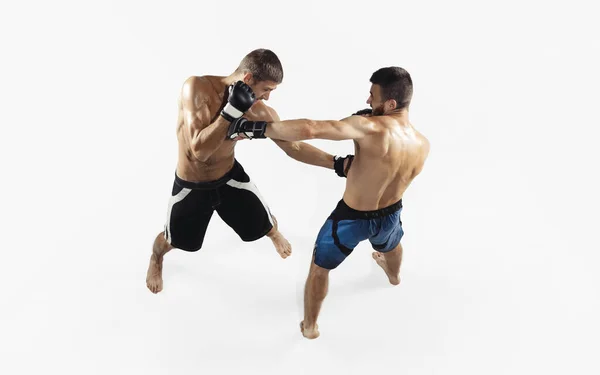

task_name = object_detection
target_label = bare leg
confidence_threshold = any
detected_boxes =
[300,260,329,339]
[372,243,403,285]
[146,231,173,294]
[266,215,292,259]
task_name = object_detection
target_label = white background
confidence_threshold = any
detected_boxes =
[1,0,599,374]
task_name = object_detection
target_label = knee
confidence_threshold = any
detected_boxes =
[309,260,332,277]
[154,232,172,252]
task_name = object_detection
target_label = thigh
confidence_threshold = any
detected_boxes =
[216,177,274,242]
[164,183,214,252]
[369,210,404,252]
[313,217,370,270]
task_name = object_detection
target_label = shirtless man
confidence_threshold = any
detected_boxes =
[146,49,337,294]
[227,66,430,339]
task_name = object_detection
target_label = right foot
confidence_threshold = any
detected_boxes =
[269,231,292,259]
[300,321,320,339]
[372,252,400,285]
[146,254,164,294]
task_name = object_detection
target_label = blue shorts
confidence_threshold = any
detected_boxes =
[313,199,404,270]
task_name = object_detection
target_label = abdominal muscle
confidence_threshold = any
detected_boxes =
[174,112,237,182]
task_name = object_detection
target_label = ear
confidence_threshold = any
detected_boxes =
[243,72,254,85]
[385,99,397,112]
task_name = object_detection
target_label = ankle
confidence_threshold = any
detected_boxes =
[267,229,280,239]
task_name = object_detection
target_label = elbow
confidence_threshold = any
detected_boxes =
[192,150,210,163]
[284,142,302,158]
[191,143,211,163]
[303,120,318,139]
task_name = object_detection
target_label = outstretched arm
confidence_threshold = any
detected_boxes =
[264,115,376,142]
[227,108,367,175]
[263,108,336,169]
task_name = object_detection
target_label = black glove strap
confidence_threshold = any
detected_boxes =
[220,111,235,123]
[247,121,267,139]
[345,155,354,176]
[334,155,354,177]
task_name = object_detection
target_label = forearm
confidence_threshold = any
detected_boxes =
[264,119,316,141]
[285,142,335,169]
[191,117,230,161]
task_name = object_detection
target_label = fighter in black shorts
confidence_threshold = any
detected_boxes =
[146,49,338,294]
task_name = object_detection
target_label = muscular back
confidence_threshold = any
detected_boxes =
[175,76,277,182]
[343,114,429,210]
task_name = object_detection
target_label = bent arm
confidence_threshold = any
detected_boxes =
[183,78,231,162]
[264,109,335,169]
[273,139,335,169]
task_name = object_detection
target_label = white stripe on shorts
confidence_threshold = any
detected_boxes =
[225,179,274,226]
[164,187,192,243]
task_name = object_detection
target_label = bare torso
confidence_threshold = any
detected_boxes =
[343,114,430,210]
[175,75,276,182]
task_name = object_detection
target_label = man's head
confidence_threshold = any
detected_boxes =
[367,67,413,115]
[236,49,283,101]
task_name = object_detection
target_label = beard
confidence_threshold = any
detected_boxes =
[372,104,386,116]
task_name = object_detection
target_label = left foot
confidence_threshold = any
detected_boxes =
[372,252,400,285]
[300,321,320,339]
[146,254,164,294]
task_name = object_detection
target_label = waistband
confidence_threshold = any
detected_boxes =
[174,160,241,190]
[332,198,403,220]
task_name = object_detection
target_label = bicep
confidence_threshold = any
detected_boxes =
[267,107,281,122]
[314,116,373,140]
[181,78,211,137]
[268,108,301,151]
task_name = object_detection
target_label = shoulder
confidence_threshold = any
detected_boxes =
[418,130,430,152]
[180,76,216,107]
[342,114,381,134]
[251,101,280,122]
[182,76,214,95]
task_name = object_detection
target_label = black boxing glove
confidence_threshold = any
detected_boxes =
[227,118,268,140]
[352,108,372,116]
[220,81,256,122]
[333,154,354,177]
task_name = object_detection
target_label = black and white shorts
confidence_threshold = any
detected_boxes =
[163,160,274,251]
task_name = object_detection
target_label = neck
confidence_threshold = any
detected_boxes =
[223,72,244,86]
[386,108,409,119]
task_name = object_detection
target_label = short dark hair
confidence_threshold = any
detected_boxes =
[236,49,283,83]
[370,67,413,110]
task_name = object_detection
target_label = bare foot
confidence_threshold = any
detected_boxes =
[372,252,400,285]
[146,254,164,293]
[300,321,320,339]
[269,231,292,259]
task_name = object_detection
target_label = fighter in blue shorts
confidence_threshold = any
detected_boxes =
[313,198,404,270]
[228,66,430,339]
